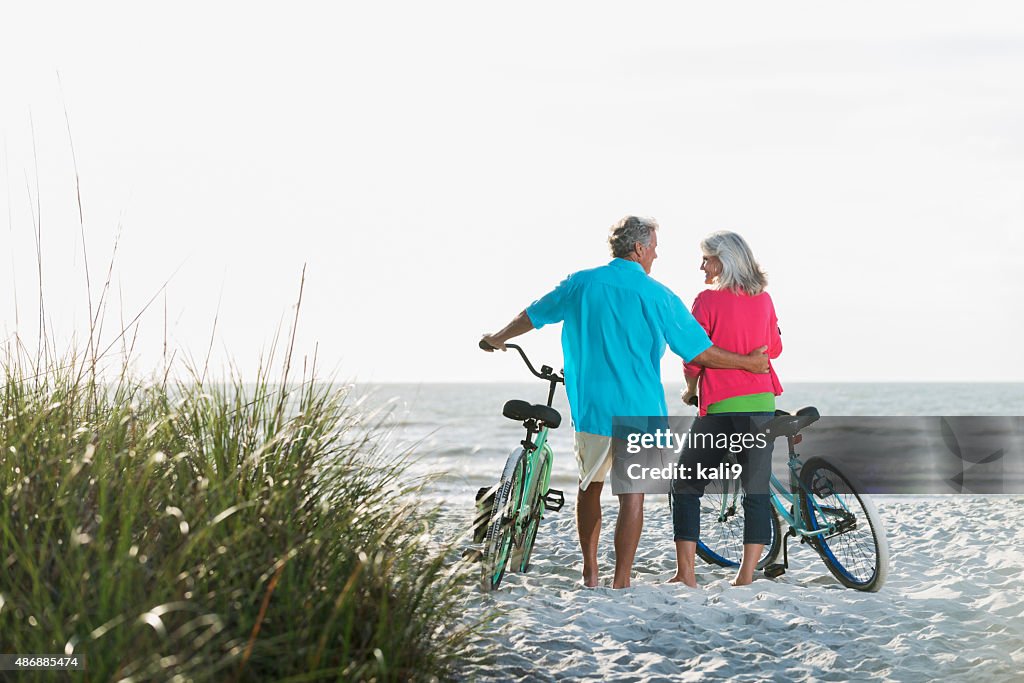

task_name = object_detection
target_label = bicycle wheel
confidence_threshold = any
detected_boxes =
[511,444,552,573]
[695,477,781,570]
[482,451,527,590]
[799,456,889,592]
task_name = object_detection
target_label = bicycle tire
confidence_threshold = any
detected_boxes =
[694,477,782,570]
[511,444,552,573]
[799,456,889,592]
[512,504,541,573]
[481,451,527,590]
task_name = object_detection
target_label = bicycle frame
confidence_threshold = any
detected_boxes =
[511,428,554,541]
[770,436,859,541]
[767,461,830,540]
[711,436,852,540]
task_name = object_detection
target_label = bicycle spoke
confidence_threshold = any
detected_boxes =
[800,457,888,591]
[696,480,780,569]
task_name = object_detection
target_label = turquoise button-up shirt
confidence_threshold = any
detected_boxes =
[525,258,712,437]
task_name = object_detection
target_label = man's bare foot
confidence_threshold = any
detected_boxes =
[583,569,599,588]
[667,568,697,588]
[730,573,755,586]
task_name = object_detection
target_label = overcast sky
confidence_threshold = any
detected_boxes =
[1,2,1022,383]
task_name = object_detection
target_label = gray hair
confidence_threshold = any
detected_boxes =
[608,216,658,258]
[701,231,768,295]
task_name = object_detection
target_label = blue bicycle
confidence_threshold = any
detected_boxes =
[696,407,890,591]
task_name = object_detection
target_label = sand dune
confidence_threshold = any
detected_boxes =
[455,496,1024,681]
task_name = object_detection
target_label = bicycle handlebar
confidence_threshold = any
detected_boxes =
[479,339,564,384]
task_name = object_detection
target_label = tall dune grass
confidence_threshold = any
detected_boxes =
[2,125,479,679]
[0,338,476,680]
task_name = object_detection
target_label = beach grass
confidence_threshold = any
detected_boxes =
[0,335,477,681]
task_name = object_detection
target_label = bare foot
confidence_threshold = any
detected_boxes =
[583,569,599,588]
[731,545,764,586]
[667,569,697,588]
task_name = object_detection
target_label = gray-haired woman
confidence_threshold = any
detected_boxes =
[670,231,784,587]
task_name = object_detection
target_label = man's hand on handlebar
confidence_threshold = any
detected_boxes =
[479,311,535,353]
[479,335,506,352]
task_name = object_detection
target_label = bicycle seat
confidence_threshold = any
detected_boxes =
[502,400,562,429]
[768,406,819,438]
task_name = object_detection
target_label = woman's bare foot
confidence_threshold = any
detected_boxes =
[730,570,756,586]
[667,567,697,588]
[670,540,699,587]
[730,544,764,586]
[583,568,599,588]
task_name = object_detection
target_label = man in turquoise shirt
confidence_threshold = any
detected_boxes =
[482,216,768,589]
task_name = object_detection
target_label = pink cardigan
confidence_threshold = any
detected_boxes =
[683,288,783,416]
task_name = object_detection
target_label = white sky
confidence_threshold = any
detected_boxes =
[1,2,1022,383]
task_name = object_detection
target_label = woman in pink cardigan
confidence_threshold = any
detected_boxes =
[670,231,783,587]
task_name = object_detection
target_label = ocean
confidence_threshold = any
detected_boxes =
[354,382,1024,502]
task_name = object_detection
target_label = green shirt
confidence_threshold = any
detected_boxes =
[707,392,776,415]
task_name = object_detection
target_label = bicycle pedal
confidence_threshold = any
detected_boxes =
[764,563,786,579]
[542,488,565,512]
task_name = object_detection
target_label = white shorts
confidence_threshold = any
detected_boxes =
[575,432,614,491]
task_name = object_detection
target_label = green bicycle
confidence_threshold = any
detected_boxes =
[695,406,890,591]
[474,341,566,591]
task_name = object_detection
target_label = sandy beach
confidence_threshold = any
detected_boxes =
[455,495,1024,682]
